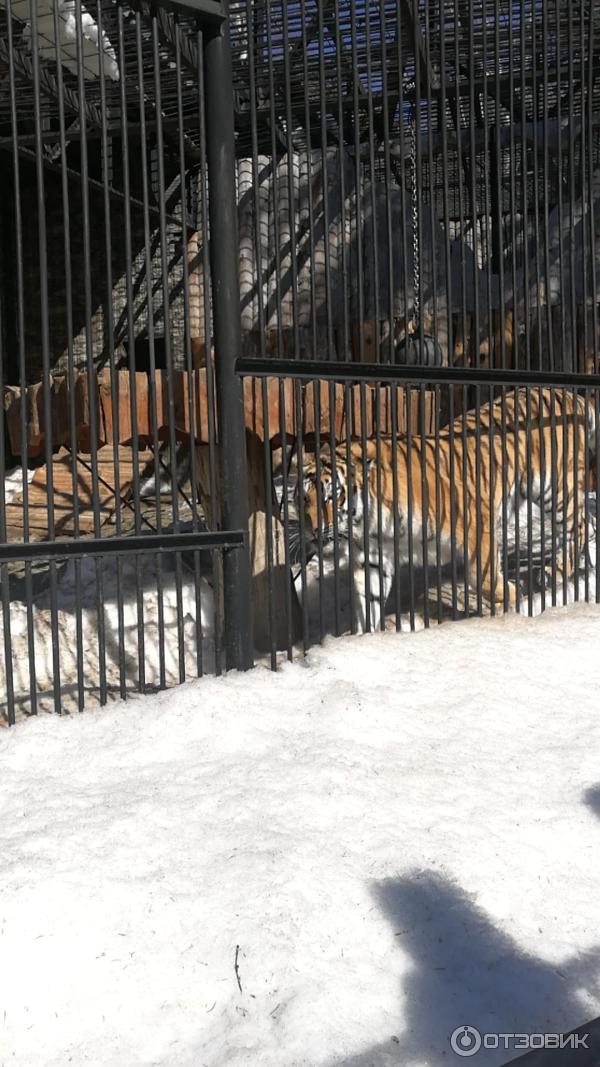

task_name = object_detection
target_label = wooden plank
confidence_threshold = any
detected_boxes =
[4,446,153,544]
[4,367,435,458]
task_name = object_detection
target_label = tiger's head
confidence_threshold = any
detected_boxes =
[296,441,375,549]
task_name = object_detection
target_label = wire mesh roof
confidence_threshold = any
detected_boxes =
[0,0,208,152]
[0,1,599,216]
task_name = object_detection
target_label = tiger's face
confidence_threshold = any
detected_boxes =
[297,444,371,547]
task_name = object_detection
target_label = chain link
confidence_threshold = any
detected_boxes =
[408,103,419,331]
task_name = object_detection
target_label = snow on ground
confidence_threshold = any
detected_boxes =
[3,464,35,505]
[1,527,597,721]
[2,602,600,1066]
[0,555,217,719]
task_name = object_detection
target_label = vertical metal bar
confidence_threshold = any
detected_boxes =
[573,384,580,601]
[554,0,567,374]
[116,1,146,692]
[541,0,555,377]
[585,1,600,604]
[134,10,167,689]
[75,0,107,704]
[453,0,469,375]
[405,383,415,629]
[333,0,356,632]
[0,269,15,723]
[412,4,429,624]
[291,378,309,651]
[30,0,61,714]
[350,0,366,365]
[466,3,482,617]
[549,384,558,605]
[204,6,254,671]
[173,15,205,674]
[480,0,495,371]
[264,0,284,360]
[311,378,326,642]
[277,378,296,658]
[460,384,470,613]
[579,0,589,383]
[433,384,442,622]
[246,0,276,667]
[538,382,547,615]
[197,26,223,674]
[378,0,402,626]
[466,0,480,371]
[507,0,520,372]
[525,386,533,614]
[316,0,335,363]
[519,0,531,374]
[363,1,381,365]
[150,14,187,684]
[96,0,126,700]
[561,385,569,604]
[500,384,510,610]
[418,382,430,627]
[438,0,455,377]
[333,0,352,362]
[567,2,578,376]
[529,0,543,371]
[423,0,439,372]
[5,0,37,716]
[280,0,300,361]
[300,0,319,362]
[448,379,459,619]
[52,0,85,709]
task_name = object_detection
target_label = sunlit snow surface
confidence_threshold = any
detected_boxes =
[1,603,600,1066]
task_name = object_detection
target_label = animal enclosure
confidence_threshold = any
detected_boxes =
[0,0,599,722]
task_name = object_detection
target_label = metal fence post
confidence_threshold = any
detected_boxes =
[204,4,254,671]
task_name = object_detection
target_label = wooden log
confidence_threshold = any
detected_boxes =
[245,429,302,652]
[4,366,437,457]
[194,431,301,655]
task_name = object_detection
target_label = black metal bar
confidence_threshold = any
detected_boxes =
[30,0,61,716]
[0,531,246,565]
[5,0,37,717]
[116,1,147,694]
[173,14,206,677]
[204,3,253,671]
[151,12,187,685]
[75,0,107,704]
[237,358,600,390]
[53,0,85,710]
[196,25,223,674]
[134,9,168,690]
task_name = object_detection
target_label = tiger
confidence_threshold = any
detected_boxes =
[296,387,597,630]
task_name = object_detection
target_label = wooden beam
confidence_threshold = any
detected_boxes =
[3,367,434,458]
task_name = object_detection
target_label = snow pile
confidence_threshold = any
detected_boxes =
[1,603,600,1066]
[0,555,216,719]
[3,464,35,505]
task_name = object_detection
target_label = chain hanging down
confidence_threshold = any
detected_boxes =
[395,100,444,367]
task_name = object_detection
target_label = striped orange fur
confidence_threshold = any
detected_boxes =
[298,388,597,629]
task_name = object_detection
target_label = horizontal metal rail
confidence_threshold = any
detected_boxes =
[0,530,246,564]
[237,358,600,391]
